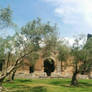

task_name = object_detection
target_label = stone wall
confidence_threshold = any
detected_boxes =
[16,55,74,78]
[16,54,92,79]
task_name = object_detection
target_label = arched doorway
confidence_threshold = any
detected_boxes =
[0,62,2,71]
[44,58,55,76]
[0,59,4,71]
[29,66,34,73]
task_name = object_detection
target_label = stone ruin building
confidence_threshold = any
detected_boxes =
[0,34,92,79]
[15,54,74,78]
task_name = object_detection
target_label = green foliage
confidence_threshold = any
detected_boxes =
[25,52,39,65]
[0,37,5,60]
[0,6,13,63]
[42,34,58,58]
[80,37,92,73]
[84,37,92,53]
[0,6,12,28]
[21,18,58,59]
[57,44,70,62]
[71,34,92,74]
[0,36,15,64]
[21,18,57,50]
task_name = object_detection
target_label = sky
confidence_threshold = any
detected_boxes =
[0,0,92,40]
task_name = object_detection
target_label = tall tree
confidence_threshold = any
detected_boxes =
[0,17,58,91]
[57,42,70,71]
[71,35,92,86]
[0,6,13,91]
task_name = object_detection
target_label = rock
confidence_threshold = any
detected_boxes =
[78,74,88,79]
[51,72,62,78]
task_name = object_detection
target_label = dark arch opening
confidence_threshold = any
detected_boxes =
[44,58,55,76]
[0,62,2,71]
[29,66,34,73]
[0,59,4,71]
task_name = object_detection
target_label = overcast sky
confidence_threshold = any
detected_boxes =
[0,0,92,39]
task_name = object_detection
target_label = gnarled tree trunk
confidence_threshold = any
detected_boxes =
[0,50,32,89]
[11,70,16,81]
[8,69,17,81]
[0,75,6,92]
[71,71,78,86]
[8,61,23,81]
[71,62,78,86]
[0,79,4,91]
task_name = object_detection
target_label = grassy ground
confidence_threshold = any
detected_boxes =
[3,78,92,92]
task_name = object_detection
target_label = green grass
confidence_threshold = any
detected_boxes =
[3,78,92,92]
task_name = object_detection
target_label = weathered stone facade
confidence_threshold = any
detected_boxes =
[15,53,92,79]
[0,54,91,79]
[15,54,75,78]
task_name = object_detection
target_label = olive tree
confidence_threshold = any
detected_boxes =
[0,6,14,91]
[57,42,70,71]
[6,18,58,81]
[0,7,58,91]
[71,34,92,86]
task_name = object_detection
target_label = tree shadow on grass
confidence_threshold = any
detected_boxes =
[13,86,47,92]
[30,86,47,92]
[49,80,70,86]
[4,79,32,84]
[79,82,92,87]
[16,79,32,83]
[49,80,92,88]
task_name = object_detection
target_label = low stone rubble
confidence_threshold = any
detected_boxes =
[15,72,92,79]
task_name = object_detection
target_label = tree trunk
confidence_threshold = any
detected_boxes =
[8,70,16,81]
[11,70,16,81]
[71,71,78,86]
[0,81,3,92]
[71,62,78,86]
[9,62,23,81]
[0,77,5,92]
[0,50,33,89]
[88,69,92,79]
